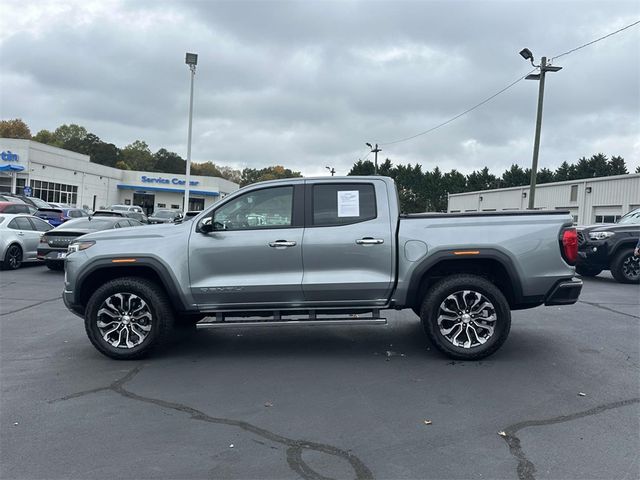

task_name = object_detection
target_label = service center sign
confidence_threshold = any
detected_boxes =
[141,176,199,186]
[1,151,19,162]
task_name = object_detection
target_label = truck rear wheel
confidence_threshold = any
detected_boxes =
[84,277,175,360]
[419,274,511,360]
[610,248,640,284]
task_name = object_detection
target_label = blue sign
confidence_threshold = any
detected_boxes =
[141,175,199,186]
[23,186,32,196]
[1,151,19,162]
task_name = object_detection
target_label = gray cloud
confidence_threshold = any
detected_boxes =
[1,0,638,177]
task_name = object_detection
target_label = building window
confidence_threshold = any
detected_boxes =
[570,185,578,202]
[171,204,180,210]
[595,215,621,223]
[124,199,131,205]
[157,203,166,208]
[30,180,78,205]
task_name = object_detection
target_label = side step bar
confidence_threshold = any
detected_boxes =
[196,310,387,328]
[196,318,387,328]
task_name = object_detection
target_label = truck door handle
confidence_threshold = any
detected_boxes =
[269,240,297,248]
[356,237,384,245]
[17,232,24,236]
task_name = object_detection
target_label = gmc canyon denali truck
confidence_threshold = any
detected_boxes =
[63,176,582,360]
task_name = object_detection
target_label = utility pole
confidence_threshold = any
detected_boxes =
[184,52,198,212]
[366,143,381,174]
[519,49,562,209]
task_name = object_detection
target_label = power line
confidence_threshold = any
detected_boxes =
[551,19,640,62]
[379,68,537,146]
[375,20,639,147]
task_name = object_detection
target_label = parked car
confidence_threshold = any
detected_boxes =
[6,195,52,209]
[148,209,183,224]
[92,210,148,223]
[0,214,53,270]
[35,207,90,227]
[38,216,143,271]
[63,176,582,360]
[576,207,640,283]
[0,202,33,215]
[48,202,72,209]
[108,204,145,214]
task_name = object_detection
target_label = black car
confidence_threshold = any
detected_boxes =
[576,208,640,283]
[37,216,143,271]
[148,209,183,224]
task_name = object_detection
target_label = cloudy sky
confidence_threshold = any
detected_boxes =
[1,0,638,176]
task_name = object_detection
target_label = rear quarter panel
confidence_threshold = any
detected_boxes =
[393,213,575,306]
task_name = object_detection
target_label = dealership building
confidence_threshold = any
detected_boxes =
[0,138,239,213]
[448,173,640,224]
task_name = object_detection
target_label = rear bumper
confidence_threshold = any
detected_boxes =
[544,278,583,306]
[37,247,66,262]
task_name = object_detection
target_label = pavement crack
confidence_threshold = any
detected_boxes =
[0,297,61,316]
[52,366,374,480]
[499,398,640,480]
[578,300,640,319]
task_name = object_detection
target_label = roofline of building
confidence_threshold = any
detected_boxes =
[448,173,640,198]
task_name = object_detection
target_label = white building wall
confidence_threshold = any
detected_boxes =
[0,139,239,211]
[448,174,640,224]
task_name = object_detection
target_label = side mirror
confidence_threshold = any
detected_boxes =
[199,221,214,234]
[213,221,226,231]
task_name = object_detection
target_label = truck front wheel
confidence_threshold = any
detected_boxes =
[610,248,640,284]
[84,277,175,360]
[419,274,511,360]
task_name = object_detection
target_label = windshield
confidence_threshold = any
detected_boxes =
[154,210,178,218]
[28,197,51,208]
[110,205,128,211]
[618,208,640,224]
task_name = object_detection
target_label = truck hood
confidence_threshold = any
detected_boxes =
[77,222,183,242]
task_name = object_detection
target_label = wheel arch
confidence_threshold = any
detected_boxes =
[76,258,189,313]
[406,249,527,311]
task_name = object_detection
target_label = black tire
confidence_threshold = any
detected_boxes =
[84,277,175,360]
[575,265,602,277]
[2,244,23,270]
[420,274,511,361]
[45,261,64,271]
[610,248,640,284]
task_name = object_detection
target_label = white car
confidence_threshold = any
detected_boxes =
[0,214,53,269]
[108,204,144,214]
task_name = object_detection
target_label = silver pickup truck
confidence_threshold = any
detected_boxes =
[63,176,582,360]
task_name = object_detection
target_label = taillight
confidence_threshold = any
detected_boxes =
[560,228,578,265]
[40,235,47,244]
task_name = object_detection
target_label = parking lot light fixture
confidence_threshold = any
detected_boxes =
[184,52,198,211]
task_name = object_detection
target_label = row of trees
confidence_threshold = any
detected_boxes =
[0,119,302,186]
[1,118,635,213]
[348,153,635,213]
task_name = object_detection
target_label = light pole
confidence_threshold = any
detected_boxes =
[325,166,336,176]
[184,52,198,212]
[365,142,381,174]
[519,48,562,209]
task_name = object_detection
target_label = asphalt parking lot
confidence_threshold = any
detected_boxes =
[1,265,638,480]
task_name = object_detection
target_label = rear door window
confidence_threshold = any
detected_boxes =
[311,184,377,226]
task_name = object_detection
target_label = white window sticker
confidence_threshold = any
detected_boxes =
[337,190,360,217]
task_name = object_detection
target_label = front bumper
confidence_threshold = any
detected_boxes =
[545,278,583,306]
[577,241,610,268]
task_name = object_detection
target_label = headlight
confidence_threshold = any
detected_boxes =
[588,231,615,240]
[68,241,95,254]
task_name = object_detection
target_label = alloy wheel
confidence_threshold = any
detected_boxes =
[7,246,22,269]
[437,290,497,349]
[622,255,640,281]
[96,293,152,349]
